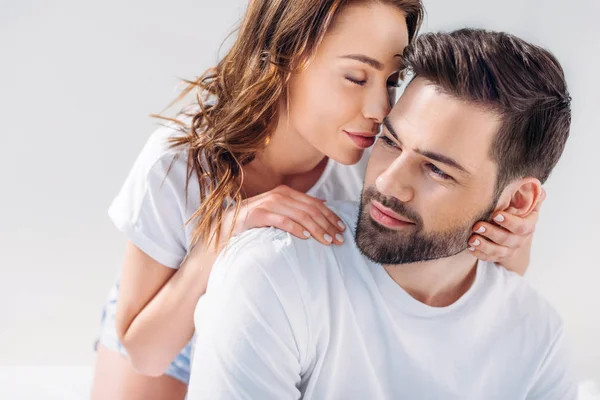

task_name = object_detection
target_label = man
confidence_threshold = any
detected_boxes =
[187,29,576,399]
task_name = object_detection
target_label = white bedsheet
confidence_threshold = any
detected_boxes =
[0,366,93,400]
[0,366,598,399]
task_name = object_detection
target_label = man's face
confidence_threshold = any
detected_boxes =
[356,78,502,265]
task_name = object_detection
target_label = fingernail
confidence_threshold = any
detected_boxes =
[335,233,344,243]
[494,214,505,223]
[324,234,333,243]
[471,239,480,246]
[303,231,311,238]
[337,221,346,230]
[468,247,475,251]
[475,226,486,233]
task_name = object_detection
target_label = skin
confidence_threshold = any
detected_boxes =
[91,4,541,399]
[359,78,543,307]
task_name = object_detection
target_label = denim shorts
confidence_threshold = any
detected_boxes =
[96,279,193,384]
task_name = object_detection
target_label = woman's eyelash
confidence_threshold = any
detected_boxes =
[345,77,400,88]
[346,77,366,86]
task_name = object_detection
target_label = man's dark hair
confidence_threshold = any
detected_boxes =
[403,28,571,190]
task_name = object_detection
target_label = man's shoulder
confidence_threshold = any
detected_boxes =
[488,268,577,398]
[484,265,564,340]
[215,200,360,275]
[208,201,361,299]
[208,226,324,293]
[210,227,297,284]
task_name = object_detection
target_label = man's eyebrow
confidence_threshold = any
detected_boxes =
[383,116,399,140]
[340,54,402,71]
[415,150,471,175]
[382,116,471,176]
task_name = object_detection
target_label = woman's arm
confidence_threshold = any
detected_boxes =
[115,241,216,376]
[115,185,346,376]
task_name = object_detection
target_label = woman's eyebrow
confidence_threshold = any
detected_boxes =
[339,54,385,70]
[339,53,405,71]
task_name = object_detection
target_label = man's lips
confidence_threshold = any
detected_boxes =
[370,200,415,228]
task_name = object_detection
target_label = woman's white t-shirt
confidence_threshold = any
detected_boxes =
[108,121,371,269]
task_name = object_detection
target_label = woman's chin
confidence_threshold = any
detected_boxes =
[328,148,365,166]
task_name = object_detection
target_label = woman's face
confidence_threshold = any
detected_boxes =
[286,2,410,165]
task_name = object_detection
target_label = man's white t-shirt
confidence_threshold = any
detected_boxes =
[107,120,370,268]
[100,113,371,377]
[188,201,577,400]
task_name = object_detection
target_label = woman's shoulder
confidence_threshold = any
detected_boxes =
[135,115,193,177]
[110,111,198,221]
[108,113,200,264]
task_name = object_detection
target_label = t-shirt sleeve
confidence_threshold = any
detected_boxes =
[526,326,579,400]
[187,232,307,400]
[108,132,190,269]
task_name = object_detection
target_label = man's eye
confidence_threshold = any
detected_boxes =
[346,77,366,86]
[379,136,398,149]
[427,163,451,180]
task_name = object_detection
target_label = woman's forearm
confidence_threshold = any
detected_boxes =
[119,244,219,376]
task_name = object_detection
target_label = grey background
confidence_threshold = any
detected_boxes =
[1,0,598,382]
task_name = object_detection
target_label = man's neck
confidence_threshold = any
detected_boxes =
[383,251,479,307]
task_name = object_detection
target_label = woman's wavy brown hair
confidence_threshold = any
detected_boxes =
[156,0,424,249]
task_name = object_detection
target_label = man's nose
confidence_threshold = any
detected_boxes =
[375,157,415,203]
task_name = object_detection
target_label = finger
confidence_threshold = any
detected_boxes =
[305,199,346,232]
[284,189,346,231]
[264,186,344,237]
[249,202,337,246]
[470,223,521,248]
[466,246,494,263]
[467,235,511,263]
[491,211,538,236]
[272,199,343,245]
[262,212,314,241]
[247,207,321,242]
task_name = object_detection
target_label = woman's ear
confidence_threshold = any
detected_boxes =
[498,177,543,218]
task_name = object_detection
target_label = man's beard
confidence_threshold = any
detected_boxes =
[355,186,498,265]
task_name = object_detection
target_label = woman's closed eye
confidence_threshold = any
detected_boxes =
[345,76,402,88]
[345,76,366,86]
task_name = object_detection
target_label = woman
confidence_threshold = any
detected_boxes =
[91,0,542,399]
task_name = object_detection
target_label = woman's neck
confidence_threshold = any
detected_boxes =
[241,116,328,198]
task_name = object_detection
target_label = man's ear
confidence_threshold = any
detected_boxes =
[496,177,543,218]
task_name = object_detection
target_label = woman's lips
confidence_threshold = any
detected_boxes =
[345,131,376,149]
